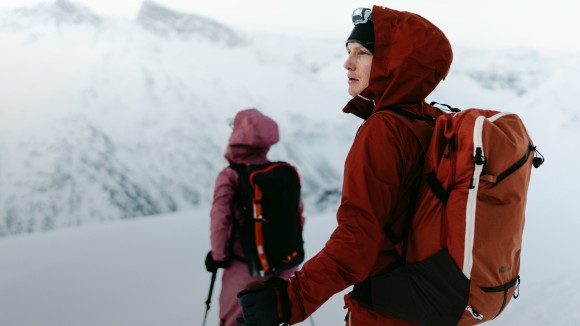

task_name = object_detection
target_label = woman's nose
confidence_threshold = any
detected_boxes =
[344,55,354,70]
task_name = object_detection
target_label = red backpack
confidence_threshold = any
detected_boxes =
[352,105,543,325]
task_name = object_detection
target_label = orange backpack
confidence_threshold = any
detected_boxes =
[352,105,543,325]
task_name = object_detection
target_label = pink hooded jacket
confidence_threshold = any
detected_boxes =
[210,108,301,326]
[210,108,281,263]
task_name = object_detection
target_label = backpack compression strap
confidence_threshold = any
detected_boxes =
[250,182,271,274]
[248,162,294,274]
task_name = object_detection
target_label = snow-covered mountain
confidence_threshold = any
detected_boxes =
[0,0,577,237]
[136,0,241,45]
[4,0,102,26]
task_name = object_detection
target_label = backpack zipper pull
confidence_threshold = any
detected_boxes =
[532,146,544,168]
[473,147,486,165]
[465,305,484,320]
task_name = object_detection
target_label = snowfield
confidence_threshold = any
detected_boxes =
[2,205,580,325]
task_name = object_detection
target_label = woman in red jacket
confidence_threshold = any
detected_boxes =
[237,6,452,325]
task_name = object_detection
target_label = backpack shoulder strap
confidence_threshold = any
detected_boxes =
[227,162,252,213]
[228,162,248,174]
[372,104,449,264]
[225,163,252,263]
[374,106,442,155]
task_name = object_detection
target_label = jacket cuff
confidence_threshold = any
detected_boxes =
[214,260,230,268]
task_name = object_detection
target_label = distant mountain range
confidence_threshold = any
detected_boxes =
[0,0,576,237]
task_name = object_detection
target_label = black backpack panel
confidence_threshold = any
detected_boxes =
[230,162,304,277]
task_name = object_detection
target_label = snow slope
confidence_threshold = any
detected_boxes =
[1,0,577,239]
[0,0,355,236]
[1,208,580,325]
[0,208,349,326]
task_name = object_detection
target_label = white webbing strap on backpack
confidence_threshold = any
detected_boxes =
[463,112,507,279]
[463,112,510,279]
[464,115,485,278]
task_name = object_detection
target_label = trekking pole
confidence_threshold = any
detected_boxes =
[309,316,316,326]
[202,270,218,326]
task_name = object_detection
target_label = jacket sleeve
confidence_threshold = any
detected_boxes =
[286,114,422,323]
[209,167,238,262]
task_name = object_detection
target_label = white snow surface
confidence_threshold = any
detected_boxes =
[0,209,350,326]
[1,207,580,325]
[0,1,579,324]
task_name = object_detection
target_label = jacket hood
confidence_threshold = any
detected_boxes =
[225,108,279,164]
[343,6,453,119]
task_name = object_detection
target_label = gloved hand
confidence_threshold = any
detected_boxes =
[237,277,291,326]
[205,251,229,273]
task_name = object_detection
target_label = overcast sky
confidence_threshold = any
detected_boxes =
[1,0,578,53]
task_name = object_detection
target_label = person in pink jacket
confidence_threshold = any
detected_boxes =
[205,108,302,326]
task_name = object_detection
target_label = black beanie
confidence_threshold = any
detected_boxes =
[346,21,375,53]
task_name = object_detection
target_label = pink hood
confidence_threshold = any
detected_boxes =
[224,108,279,164]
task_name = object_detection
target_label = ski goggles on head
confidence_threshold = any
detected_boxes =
[352,7,372,25]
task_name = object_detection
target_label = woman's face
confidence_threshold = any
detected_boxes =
[344,42,373,97]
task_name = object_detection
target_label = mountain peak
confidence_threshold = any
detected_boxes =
[14,0,101,26]
[136,0,241,45]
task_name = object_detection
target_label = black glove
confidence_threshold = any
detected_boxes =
[205,251,229,273]
[236,277,290,326]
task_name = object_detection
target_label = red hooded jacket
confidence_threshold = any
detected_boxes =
[286,7,453,325]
